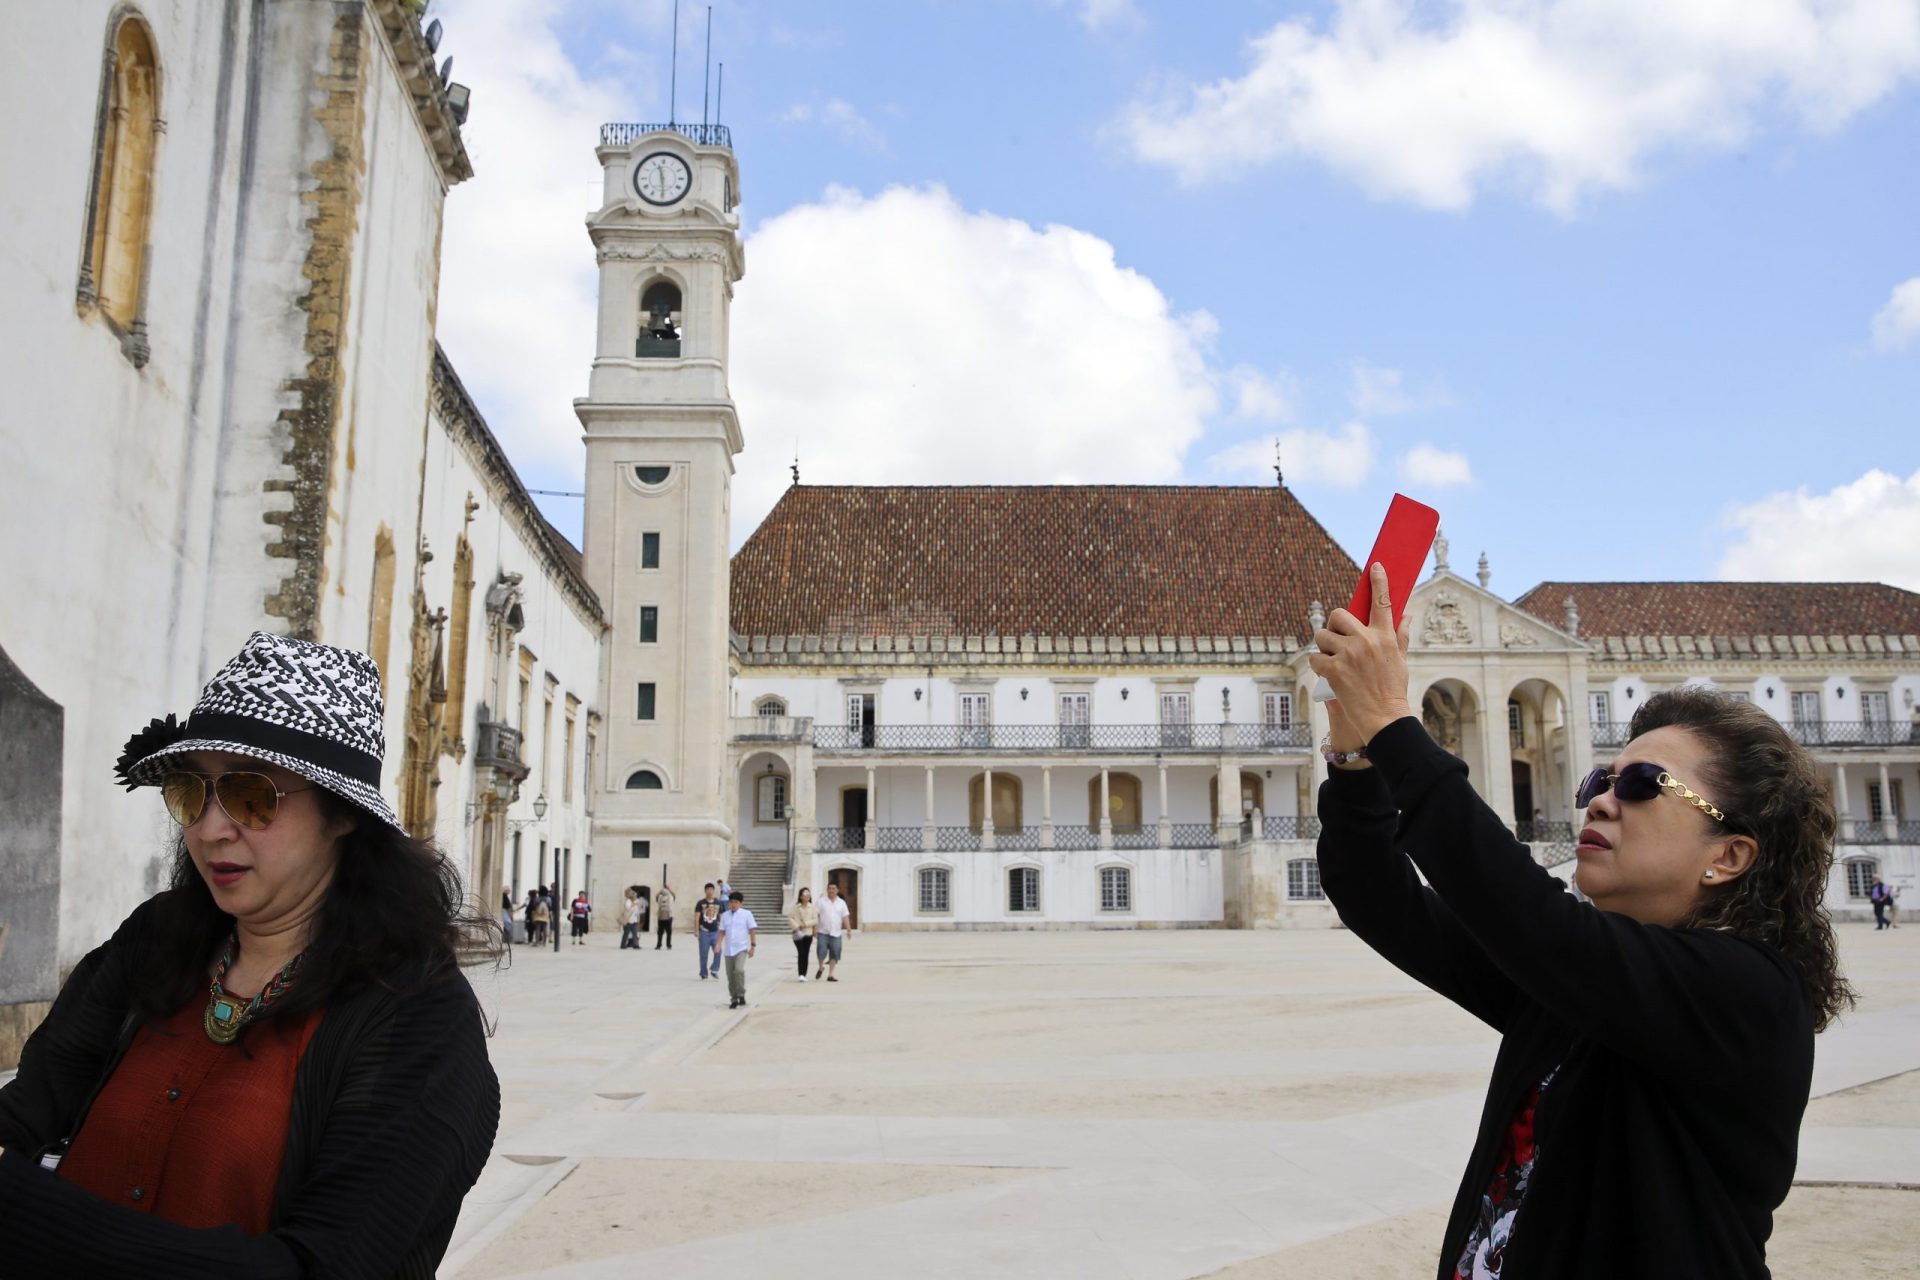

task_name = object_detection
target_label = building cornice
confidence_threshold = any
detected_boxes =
[728,629,1309,672]
[367,0,472,186]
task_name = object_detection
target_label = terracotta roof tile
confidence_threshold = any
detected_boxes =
[1514,581,1920,639]
[730,485,1357,639]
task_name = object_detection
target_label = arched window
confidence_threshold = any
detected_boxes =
[756,696,788,718]
[968,773,1022,834]
[1845,858,1879,901]
[81,13,161,362]
[1287,858,1324,901]
[1088,773,1142,832]
[625,770,663,790]
[637,279,683,356]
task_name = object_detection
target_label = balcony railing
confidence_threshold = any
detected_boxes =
[600,122,732,148]
[813,722,1313,754]
[1170,822,1218,849]
[995,826,1041,851]
[1261,815,1322,841]
[815,826,858,851]
[1594,720,1919,751]
[1054,826,1099,850]
[474,719,529,781]
[1515,820,1575,844]
[936,826,981,853]
[875,826,923,852]
[1111,826,1158,851]
[730,715,813,743]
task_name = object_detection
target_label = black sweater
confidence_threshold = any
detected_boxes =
[1317,717,1812,1280]
[0,896,500,1278]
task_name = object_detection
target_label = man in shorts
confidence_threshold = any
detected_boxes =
[815,880,852,982]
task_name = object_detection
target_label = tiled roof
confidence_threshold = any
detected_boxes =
[1514,581,1920,639]
[730,485,1358,639]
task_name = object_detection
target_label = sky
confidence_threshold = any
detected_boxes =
[427,0,1920,599]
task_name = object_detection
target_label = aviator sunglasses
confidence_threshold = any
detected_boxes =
[1574,762,1731,825]
[161,771,315,831]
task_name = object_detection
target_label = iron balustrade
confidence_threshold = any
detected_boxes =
[1899,821,1920,844]
[812,722,1314,754]
[474,720,529,781]
[1590,723,1633,748]
[813,826,853,851]
[936,826,981,852]
[1596,719,1919,751]
[1515,820,1575,844]
[1054,827,1100,850]
[1536,843,1578,869]
[1111,827,1158,851]
[1170,823,1218,849]
[875,826,925,852]
[1261,815,1321,840]
[600,122,732,148]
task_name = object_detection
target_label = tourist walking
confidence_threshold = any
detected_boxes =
[1871,876,1892,929]
[501,886,516,948]
[815,880,852,982]
[653,884,674,949]
[720,891,758,1009]
[0,632,499,1273]
[788,887,819,981]
[531,888,551,946]
[619,888,643,949]
[1310,566,1852,1279]
[569,890,591,945]
[695,883,725,980]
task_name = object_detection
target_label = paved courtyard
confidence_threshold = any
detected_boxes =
[448,923,1917,1277]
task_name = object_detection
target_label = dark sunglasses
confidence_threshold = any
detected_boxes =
[1574,762,1729,824]
[161,771,315,831]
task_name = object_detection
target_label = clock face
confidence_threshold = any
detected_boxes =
[634,152,691,206]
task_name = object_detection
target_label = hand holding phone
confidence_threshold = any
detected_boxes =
[1312,494,1440,702]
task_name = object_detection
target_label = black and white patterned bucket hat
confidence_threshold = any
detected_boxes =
[114,631,406,834]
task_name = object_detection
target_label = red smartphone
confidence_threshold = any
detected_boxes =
[1314,494,1440,702]
[1345,493,1441,628]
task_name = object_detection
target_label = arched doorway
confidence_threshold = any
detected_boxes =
[1420,679,1483,767]
[0,644,63,1020]
[1508,678,1572,832]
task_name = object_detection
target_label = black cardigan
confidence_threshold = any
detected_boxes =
[0,896,500,1278]
[1317,717,1812,1280]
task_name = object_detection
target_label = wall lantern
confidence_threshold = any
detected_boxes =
[1020,687,1029,700]
[1121,688,1130,700]
[532,792,549,820]
[914,689,922,701]
[1766,686,1775,699]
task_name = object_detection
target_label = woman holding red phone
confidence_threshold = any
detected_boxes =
[1311,565,1850,1279]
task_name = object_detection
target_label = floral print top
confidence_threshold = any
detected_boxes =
[1455,1067,1558,1279]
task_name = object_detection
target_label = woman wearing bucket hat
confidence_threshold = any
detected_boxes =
[0,632,501,1277]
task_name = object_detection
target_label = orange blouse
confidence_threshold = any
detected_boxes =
[59,998,323,1235]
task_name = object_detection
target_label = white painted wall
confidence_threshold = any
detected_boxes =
[805,847,1222,928]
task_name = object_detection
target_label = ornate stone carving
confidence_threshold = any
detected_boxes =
[595,242,729,265]
[1499,624,1541,648]
[1421,590,1473,646]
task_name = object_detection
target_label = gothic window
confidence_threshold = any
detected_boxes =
[637,280,682,357]
[81,12,161,360]
[626,770,663,790]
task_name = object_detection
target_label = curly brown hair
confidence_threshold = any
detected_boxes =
[1629,688,1855,1030]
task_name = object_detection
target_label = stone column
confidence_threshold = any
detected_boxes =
[981,763,996,851]
[1879,762,1897,840]
[1041,765,1054,849]
[1099,766,1113,850]
[1479,693,1515,830]
[922,764,936,853]
[1157,760,1171,847]
[1308,686,1331,791]
[1218,757,1242,841]
[1834,764,1852,843]
[794,745,818,855]
[865,763,878,850]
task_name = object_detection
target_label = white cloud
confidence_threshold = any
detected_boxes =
[731,185,1220,544]
[1042,0,1145,32]
[1226,365,1298,422]
[431,0,646,485]
[781,98,888,152]
[1398,443,1474,489]
[1871,276,1920,350]
[1718,468,1920,591]
[1118,0,1920,212]
[1208,423,1377,489]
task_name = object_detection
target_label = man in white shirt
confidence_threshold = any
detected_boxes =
[815,881,852,982]
[720,891,758,1009]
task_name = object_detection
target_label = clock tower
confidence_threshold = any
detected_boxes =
[578,123,744,903]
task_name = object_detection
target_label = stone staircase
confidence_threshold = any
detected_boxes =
[726,848,791,933]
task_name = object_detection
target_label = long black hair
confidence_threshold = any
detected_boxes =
[128,789,501,1035]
